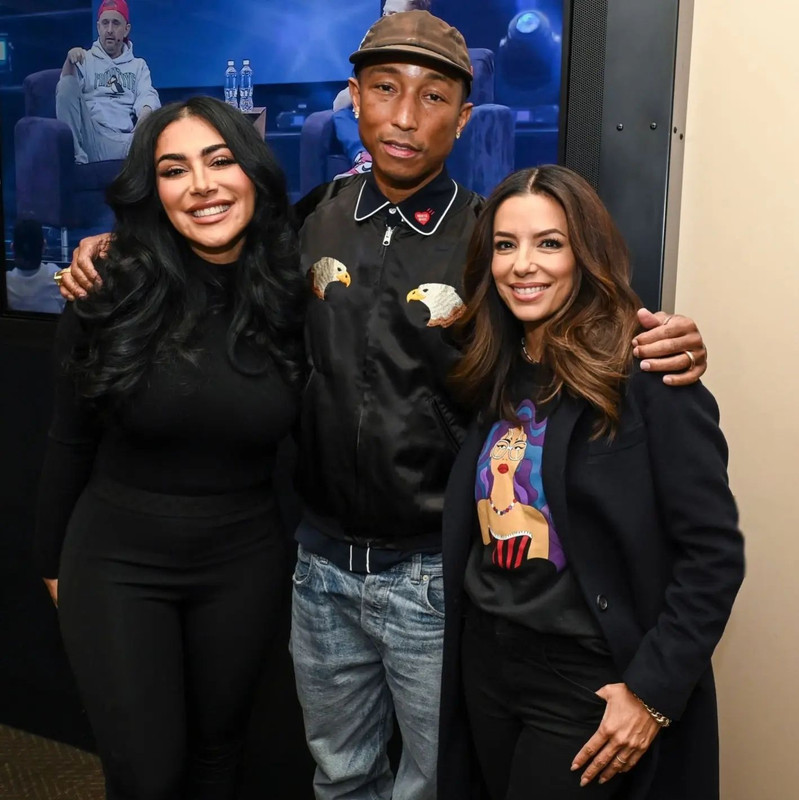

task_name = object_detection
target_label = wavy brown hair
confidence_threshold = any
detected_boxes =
[451,165,642,438]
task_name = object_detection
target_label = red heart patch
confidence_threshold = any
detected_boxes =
[414,210,431,225]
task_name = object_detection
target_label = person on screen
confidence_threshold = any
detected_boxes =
[438,165,744,800]
[57,12,710,800]
[35,96,305,798]
[6,220,65,314]
[56,0,160,164]
[330,0,433,179]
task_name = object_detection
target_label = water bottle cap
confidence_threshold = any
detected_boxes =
[243,59,250,65]
[227,60,234,65]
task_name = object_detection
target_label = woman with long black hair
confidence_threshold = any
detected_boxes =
[35,96,305,799]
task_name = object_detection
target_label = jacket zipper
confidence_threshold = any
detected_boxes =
[357,224,395,497]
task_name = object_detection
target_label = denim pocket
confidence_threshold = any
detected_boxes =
[292,545,314,586]
[422,573,446,618]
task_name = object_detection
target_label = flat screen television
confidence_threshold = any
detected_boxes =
[0,0,692,329]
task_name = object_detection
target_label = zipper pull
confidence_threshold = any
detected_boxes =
[382,225,395,247]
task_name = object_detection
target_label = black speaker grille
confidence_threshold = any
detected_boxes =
[563,0,608,188]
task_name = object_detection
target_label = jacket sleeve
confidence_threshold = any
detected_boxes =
[620,369,745,721]
[133,60,160,116]
[34,305,101,578]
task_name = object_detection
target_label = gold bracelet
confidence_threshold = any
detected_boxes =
[633,694,671,728]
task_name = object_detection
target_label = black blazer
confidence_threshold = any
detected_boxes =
[438,368,745,800]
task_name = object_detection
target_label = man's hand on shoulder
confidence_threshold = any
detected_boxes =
[632,308,707,386]
[58,234,111,302]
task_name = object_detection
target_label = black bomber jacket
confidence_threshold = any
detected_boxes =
[295,170,484,549]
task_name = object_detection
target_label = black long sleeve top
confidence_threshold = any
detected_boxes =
[35,259,298,578]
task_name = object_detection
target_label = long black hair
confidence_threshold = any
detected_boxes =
[70,95,306,402]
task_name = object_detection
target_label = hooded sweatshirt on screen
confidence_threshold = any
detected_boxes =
[61,39,160,134]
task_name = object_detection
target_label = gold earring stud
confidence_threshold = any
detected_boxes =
[455,130,461,139]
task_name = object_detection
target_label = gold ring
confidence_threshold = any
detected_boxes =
[614,755,628,766]
[53,268,70,286]
[684,350,696,371]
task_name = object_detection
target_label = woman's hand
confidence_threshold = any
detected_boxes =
[632,308,707,385]
[57,233,111,301]
[570,683,661,786]
[42,578,59,607]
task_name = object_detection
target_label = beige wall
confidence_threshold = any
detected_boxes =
[676,1,799,796]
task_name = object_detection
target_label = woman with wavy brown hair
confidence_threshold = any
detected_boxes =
[437,165,744,800]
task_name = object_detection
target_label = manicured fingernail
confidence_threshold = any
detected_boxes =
[580,778,589,787]
[640,360,650,371]
[599,778,607,784]
[571,763,579,771]
[633,347,640,357]
[664,375,674,385]
[78,292,87,298]
[632,338,639,347]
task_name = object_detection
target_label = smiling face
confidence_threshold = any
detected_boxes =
[491,192,577,357]
[349,61,471,203]
[155,114,256,264]
[97,10,130,58]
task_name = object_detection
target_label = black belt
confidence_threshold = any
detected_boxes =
[296,522,439,574]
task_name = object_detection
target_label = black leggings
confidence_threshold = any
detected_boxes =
[462,608,628,800]
[58,480,290,800]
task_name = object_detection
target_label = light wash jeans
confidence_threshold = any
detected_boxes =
[290,544,445,800]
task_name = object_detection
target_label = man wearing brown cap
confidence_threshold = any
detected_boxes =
[288,11,706,800]
[57,12,707,800]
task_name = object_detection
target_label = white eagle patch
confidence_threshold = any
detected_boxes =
[406,283,466,328]
[309,257,352,300]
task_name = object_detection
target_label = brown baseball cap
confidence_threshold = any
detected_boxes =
[349,11,472,87]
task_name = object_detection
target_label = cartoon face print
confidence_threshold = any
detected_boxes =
[490,427,528,480]
[474,402,566,571]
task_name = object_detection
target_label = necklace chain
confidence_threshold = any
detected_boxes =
[520,337,537,364]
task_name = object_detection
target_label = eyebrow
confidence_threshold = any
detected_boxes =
[493,228,567,238]
[156,143,228,165]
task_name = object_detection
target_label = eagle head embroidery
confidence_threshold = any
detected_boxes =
[309,257,352,300]
[406,283,466,328]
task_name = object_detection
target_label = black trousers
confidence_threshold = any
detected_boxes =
[58,480,290,800]
[461,607,628,800]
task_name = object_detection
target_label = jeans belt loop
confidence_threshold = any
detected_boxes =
[347,544,372,574]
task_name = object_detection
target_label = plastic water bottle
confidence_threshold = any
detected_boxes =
[239,59,253,112]
[224,60,238,108]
